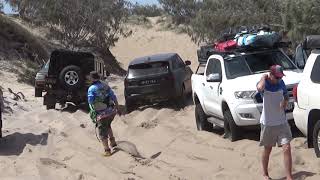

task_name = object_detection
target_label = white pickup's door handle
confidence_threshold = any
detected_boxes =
[210,86,213,89]
[202,83,205,86]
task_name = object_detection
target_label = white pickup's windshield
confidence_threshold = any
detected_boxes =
[224,51,296,79]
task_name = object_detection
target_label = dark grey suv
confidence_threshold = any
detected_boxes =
[124,53,193,111]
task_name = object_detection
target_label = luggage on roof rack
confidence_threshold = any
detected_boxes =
[235,31,281,48]
[214,40,237,52]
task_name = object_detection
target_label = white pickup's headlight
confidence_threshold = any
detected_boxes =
[234,91,256,99]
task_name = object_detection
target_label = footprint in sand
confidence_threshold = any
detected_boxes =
[39,158,67,169]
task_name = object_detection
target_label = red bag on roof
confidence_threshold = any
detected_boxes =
[214,40,237,52]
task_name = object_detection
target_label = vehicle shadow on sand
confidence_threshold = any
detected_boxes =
[60,103,127,117]
[131,95,194,113]
[0,132,48,156]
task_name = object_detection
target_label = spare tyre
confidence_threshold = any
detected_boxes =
[59,65,83,90]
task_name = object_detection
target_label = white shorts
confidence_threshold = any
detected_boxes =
[260,123,292,147]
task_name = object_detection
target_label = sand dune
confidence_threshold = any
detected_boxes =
[0,18,320,180]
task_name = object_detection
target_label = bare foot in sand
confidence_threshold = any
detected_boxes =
[263,175,271,180]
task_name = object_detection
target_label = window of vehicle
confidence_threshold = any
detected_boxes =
[177,56,185,68]
[294,44,308,68]
[44,60,50,70]
[128,61,169,78]
[224,50,296,79]
[196,64,206,75]
[172,58,179,70]
[311,56,320,84]
[206,59,215,76]
[206,58,221,76]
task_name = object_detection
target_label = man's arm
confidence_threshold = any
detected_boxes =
[109,89,121,115]
[257,74,268,92]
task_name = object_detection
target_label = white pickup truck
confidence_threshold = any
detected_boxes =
[192,48,301,141]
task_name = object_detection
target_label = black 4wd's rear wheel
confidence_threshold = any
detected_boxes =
[195,103,213,131]
[312,120,320,157]
[224,109,242,142]
[59,65,83,90]
[35,88,42,97]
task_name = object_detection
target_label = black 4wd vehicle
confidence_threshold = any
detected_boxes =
[124,53,192,111]
[35,50,107,109]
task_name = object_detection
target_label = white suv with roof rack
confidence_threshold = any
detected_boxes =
[192,48,302,141]
[293,35,320,157]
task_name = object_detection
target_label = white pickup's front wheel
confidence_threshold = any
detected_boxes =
[224,109,242,142]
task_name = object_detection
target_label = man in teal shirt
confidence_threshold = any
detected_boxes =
[88,71,121,156]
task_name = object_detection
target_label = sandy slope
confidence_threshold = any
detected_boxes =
[111,17,198,71]
[1,18,320,180]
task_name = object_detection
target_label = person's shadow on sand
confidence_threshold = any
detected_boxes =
[0,132,48,156]
[272,171,316,180]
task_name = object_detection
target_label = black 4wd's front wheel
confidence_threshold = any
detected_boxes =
[312,120,320,157]
[224,109,242,142]
[59,65,83,90]
[46,103,56,110]
[195,103,213,131]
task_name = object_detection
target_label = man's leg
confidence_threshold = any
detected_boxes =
[108,128,117,147]
[262,146,272,179]
[282,143,293,180]
[98,121,111,156]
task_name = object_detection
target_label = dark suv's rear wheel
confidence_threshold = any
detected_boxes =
[59,65,83,90]
[313,121,320,157]
[125,97,136,113]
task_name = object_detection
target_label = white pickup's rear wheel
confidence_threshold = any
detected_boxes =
[313,121,320,157]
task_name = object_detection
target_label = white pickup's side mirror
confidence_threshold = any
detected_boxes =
[207,73,222,82]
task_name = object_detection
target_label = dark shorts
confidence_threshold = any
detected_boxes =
[97,118,114,139]
[260,123,292,147]
[96,108,116,139]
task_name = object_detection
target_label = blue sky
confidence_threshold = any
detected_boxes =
[129,0,159,5]
[1,0,17,14]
